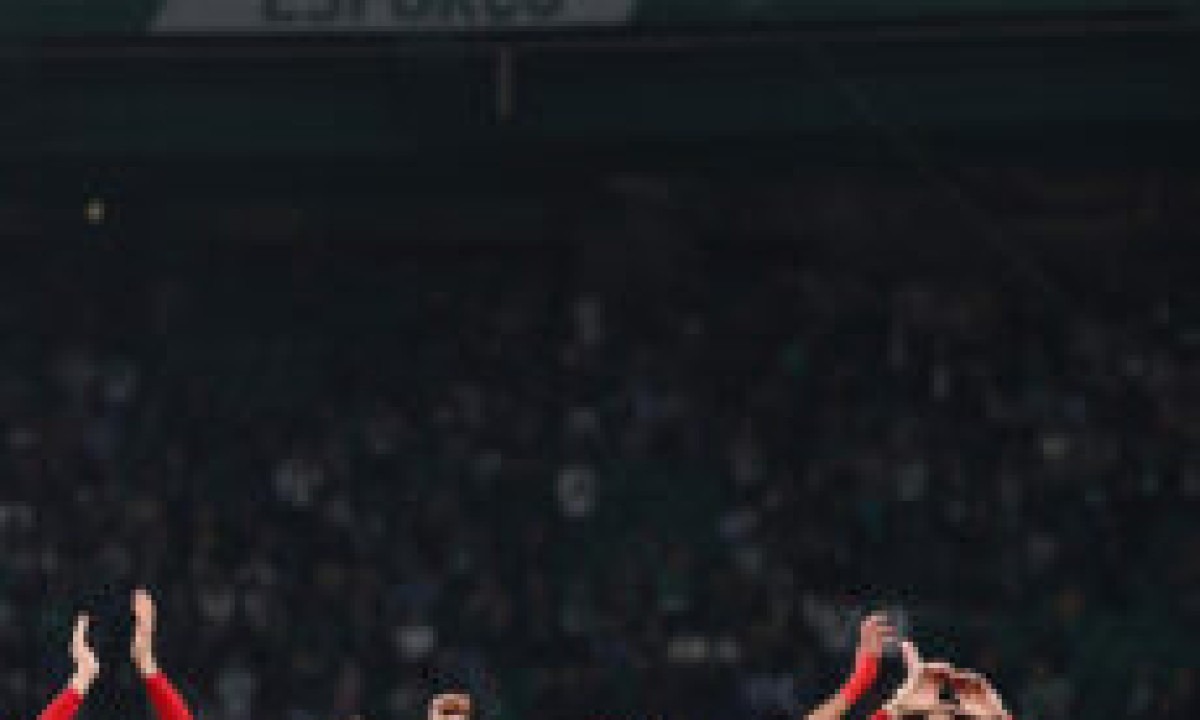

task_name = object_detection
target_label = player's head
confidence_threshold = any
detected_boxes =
[428,692,471,720]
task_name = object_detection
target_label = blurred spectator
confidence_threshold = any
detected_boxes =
[0,177,1197,720]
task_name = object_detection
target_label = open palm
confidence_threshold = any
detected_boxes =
[69,614,100,693]
[131,588,160,676]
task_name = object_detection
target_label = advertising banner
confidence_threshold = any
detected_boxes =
[152,0,637,32]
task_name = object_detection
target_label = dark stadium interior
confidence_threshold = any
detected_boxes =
[2,4,1199,720]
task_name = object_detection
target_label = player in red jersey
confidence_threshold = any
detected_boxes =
[804,613,896,720]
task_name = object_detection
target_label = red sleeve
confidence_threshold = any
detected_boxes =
[36,690,83,720]
[144,674,195,720]
[837,652,881,705]
[869,711,892,720]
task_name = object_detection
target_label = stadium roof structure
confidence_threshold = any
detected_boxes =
[0,2,1196,186]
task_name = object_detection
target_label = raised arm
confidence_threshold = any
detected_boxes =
[131,588,195,720]
[37,615,99,720]
[803,613,894,720]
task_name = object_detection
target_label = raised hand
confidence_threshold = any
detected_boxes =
[428,693,471,720]
[856,613,896,658]
[131,588,160,677]
[885,641,956,715]
[951,670,1009,719]
[802,613,894,720]
[68,614,100,695]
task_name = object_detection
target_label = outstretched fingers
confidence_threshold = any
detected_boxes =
[71,615,89,651]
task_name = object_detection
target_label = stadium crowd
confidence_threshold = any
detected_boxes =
[0,194,1197,720]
